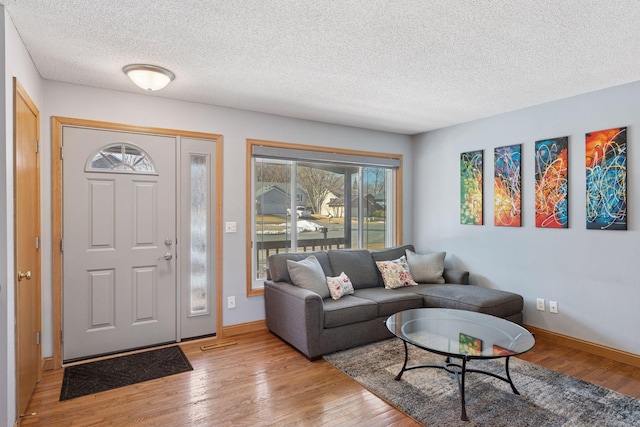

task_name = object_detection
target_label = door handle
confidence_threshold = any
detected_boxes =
[158,252,173,261]
[18,270,32,281]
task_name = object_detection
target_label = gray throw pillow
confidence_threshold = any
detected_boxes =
[286,255,331,299]
[405,250,446,284]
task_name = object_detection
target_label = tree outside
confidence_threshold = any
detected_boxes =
[297,166,343,215]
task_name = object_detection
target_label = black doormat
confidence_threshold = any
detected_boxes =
[60,346,193,401]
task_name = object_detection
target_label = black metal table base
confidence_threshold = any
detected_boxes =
[394,341,520,421]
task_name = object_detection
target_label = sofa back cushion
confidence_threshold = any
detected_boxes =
[370,245,416,286]
[327,249,379,289]
[268,251,333,283]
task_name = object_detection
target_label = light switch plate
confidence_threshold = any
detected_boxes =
[225,222,237,233]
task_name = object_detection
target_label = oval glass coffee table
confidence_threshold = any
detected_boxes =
[386,308,535,421]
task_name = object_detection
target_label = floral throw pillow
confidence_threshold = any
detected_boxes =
[375,256,418,289]
[326,272,355,300]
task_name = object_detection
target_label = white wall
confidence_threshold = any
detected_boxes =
[412,80,640,355]
[41,81,413,355]
[2,7,45,427]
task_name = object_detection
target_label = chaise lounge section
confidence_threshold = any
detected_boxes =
[264,245,523,359]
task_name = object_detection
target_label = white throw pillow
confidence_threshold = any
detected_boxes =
[405,250,446,284]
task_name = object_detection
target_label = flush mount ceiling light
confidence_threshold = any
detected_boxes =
[123,64,175,91]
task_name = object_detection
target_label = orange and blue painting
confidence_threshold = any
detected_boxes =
[535,137,569,228]
[494,144,521,227]
[586,127,627,230]
[460,150,483,225]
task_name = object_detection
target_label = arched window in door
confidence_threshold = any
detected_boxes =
[85,142,157,174]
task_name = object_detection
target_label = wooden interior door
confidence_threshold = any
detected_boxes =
[14,78,42,417]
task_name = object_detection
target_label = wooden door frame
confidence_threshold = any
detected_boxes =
[51,116,224,368]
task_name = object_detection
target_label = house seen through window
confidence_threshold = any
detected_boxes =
[248,140,402,293]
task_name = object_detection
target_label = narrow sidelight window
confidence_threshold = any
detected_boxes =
[189,154,209,314]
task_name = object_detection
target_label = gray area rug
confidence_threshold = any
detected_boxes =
[324,339,640,426]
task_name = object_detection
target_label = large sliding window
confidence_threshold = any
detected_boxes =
[247,139,402,294]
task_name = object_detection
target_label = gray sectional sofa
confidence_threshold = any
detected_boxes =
[264,245,523,359]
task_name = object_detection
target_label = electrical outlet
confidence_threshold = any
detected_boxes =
[549,301,558,314]
[536,298,545,311]
[227,296,236,309]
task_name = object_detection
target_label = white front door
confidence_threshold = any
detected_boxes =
[62,127,177,361]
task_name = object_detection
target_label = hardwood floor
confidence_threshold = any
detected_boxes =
[20,330,640,426]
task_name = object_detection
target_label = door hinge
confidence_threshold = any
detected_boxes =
[36,331,41,345]
[36,236,40,249]
[60,239,64,252]
[60,145,64,159]
[36,140,40,153]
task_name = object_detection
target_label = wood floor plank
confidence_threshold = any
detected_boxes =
[20,329,639,426]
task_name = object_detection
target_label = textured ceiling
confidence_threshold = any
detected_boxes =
[3,0,640,135]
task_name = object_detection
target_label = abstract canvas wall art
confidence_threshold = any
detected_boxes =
[535,137,569,228]
[494,144,521,227]
[585,127,627,230]
[460,150,483,225]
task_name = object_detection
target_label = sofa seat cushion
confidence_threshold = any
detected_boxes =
[410,284,524,318]
[353,288,423,317]
[322,296,378,328]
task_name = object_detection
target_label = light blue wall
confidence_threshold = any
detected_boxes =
[412,80,640,355]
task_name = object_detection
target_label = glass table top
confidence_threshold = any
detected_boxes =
[386,308,535,359]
